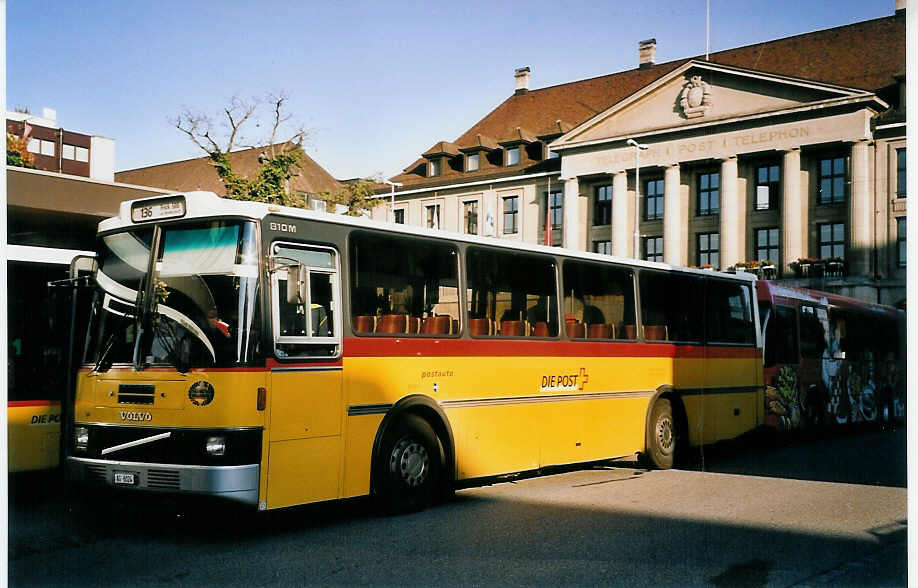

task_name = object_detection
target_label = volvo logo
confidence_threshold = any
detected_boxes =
[120,411,153,422]
[188,380,215,406]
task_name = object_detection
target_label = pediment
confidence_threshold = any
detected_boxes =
[554,61,872,148]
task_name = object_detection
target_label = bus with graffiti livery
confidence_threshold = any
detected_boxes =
[757,281,905,432]
[67,191,763,511]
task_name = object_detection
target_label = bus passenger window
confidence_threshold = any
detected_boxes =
[466,247,558,337]
[799,305,826,359]
[705,279,755,345]
[561,260,635,340]
[271,243,339,358]
[349,232,459,336]
[638,272,704,343]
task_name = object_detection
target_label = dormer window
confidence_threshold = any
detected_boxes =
[429,159,442,177]
[467,153,480,172]
[506,146,520,167]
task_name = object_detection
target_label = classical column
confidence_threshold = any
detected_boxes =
[562,177,581,250]
[662,164,682,266]
[781,148,803,272]
[849,139,872,277]
[720,156,739,269]
[611,171,629,257]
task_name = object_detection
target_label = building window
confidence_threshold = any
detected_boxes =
[593,240,611,255]
[27,138,55,157]
[75,146,89,162]
[467,153,480,172]
[463,201,479,235]
[545,190,562,230]
[755,227,780,263]
[62,144,75,160]
[697,171,720,216]
[696,232,720,268]
[425,204,441,229]
[643,236,663,262]
[817,156,847,205]
[506,146,520,166]
[429,159,441,177]
[817,222,845,260]
[755,164,780,211]
[645,178,664,220]
[393,209,405,224]
[896,148,906,197]
[503,196,519,234]
[897,217,906,267]
[594,185,612,226]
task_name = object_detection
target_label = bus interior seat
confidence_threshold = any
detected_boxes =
[469,317,491,336]
[565,321,586,339]
[643,324,669,341]
[377,314,408,334]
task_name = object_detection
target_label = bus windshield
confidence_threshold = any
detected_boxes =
[84,220,261,370]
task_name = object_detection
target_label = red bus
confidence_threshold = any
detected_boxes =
[757,281,905,431]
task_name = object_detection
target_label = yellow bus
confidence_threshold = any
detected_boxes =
[67,191,763,511]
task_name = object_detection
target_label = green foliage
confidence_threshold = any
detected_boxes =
[208,149,306,208]
[319,179,383,216]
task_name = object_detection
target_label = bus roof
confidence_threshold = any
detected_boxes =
[101,191,757,283]
[757,280,902,318]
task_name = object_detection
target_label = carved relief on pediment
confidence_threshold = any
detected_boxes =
[679,75,712,119]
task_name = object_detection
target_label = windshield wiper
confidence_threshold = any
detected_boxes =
[93,331,118,373]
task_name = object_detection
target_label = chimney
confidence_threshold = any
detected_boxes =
[42,107,57,123]
[639,39,656,69]
[895,0,906,14]
[514,67,531,95]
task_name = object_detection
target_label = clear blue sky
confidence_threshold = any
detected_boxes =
[7,0,896,181]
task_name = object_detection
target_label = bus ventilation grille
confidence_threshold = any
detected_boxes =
[146,469,180,490]
[118,384,155,405]
[85,464,108,484]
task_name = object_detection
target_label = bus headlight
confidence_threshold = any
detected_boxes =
[74,426,89,452]
[205,436,226,457]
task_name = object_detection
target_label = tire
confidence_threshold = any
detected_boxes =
[644,398,677,470]
[376,414,443,513]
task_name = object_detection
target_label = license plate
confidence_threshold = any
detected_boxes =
[113,471,137,486]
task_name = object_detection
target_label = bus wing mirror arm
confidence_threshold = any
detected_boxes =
[285,264,307,305]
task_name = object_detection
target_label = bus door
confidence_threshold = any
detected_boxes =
[266,242,344,509]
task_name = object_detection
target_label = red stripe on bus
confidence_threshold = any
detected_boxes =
[8,400,61,408]
[341,337,760,359]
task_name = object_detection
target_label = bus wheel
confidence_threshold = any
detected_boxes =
[645,398,677,469]
[377,415,442,513]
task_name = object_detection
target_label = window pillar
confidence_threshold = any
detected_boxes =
[719,156,740,269]
[562,177,582,250]
[611,171,629,257]
[662,164,682,265]
[781,148,803,272]
[849,139,872,276]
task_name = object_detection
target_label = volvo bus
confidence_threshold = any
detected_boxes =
[67,191,763,511]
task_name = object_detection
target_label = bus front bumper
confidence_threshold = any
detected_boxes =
[67,456,259,507]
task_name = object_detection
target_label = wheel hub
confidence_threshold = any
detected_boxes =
[657,416,674,454]
[391,440,429,487]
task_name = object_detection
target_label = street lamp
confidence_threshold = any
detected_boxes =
[383,180,403,222]
[627,139,649,260]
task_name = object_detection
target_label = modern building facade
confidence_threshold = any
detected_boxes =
[6,108,116,181]
[376,8,906,306]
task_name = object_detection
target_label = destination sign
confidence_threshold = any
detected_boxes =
[131,196,186,223]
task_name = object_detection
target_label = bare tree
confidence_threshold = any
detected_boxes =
[171,93,308,206]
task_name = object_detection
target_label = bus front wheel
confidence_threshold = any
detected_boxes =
[377,414,443,513]
[644,398,677,469]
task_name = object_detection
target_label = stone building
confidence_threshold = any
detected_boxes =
[376,8,906,306]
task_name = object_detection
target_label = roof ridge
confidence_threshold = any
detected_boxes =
[515,13,899,97]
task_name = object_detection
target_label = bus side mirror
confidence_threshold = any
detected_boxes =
[286,264,307,305]
[70,255,98,280]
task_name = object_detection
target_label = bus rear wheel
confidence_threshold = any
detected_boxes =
[377,414,443,513]
[644,398,677,469]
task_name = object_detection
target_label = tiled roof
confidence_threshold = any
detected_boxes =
[389,13,904,190]
[115,145,343,196]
